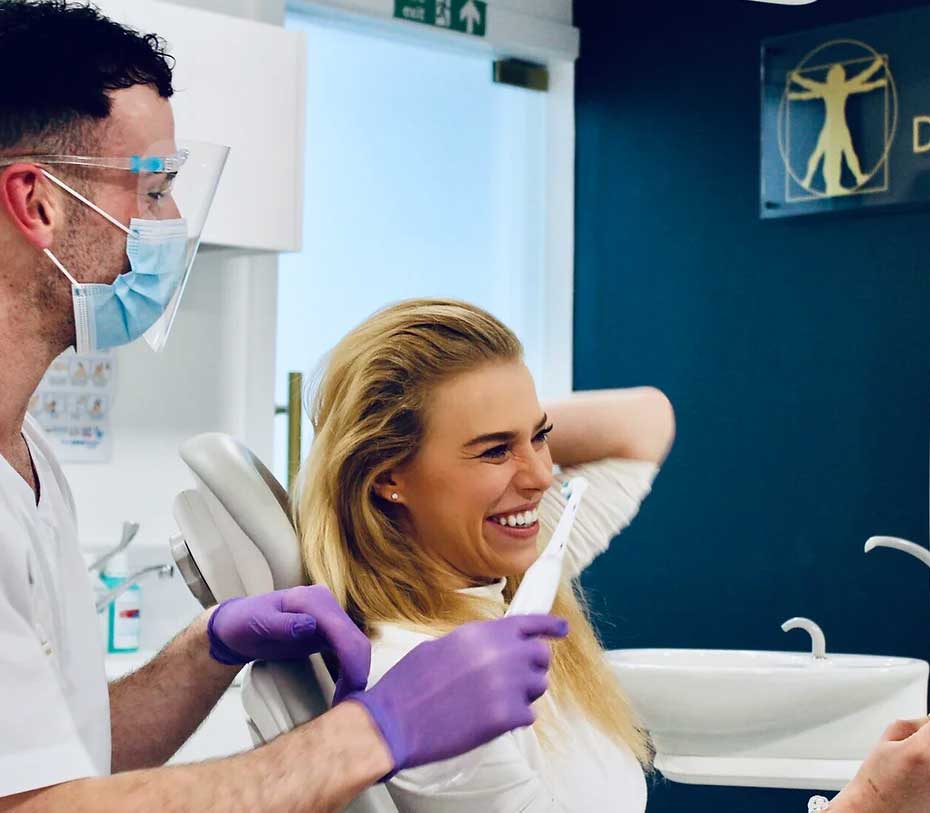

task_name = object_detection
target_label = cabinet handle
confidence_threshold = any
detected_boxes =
[274,371,303,492]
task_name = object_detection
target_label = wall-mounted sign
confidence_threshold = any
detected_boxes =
[760,7,930,219]
[394,0,487,38]
[28,349,116,463]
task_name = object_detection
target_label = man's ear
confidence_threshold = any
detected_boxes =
[0,164,61,250]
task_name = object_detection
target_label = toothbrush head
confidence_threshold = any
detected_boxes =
[560,476,589,501]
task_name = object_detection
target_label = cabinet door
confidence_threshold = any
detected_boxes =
[93,0,306,252]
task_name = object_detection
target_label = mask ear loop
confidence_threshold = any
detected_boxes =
[41,169,132,236]
[43,247,79,286]
[40,168,133,287]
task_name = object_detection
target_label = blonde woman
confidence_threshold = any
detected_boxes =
[299,299,675,812]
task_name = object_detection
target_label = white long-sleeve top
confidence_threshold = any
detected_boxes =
[368,458,659,813]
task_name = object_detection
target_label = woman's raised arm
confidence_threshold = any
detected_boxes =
[544,387,675,467]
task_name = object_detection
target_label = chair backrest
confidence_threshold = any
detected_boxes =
[171,432,396,813]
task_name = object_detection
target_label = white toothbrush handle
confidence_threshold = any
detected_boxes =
[506,556,563,617]
[415,484,583,792]
[415,558,562,792]
[507,476,588,617]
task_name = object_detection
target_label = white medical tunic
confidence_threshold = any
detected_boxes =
[0,415,110,796]
[369,457,658,813]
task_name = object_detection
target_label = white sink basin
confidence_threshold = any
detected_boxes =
[608,648,928,790]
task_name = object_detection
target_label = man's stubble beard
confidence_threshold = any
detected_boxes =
[32,198,127,352]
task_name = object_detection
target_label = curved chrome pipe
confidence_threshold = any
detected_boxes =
[96,564,174,611]
[782,617,827,660]
[865,536,930,569]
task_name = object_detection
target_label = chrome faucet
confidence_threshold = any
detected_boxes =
[782,617,828,660]
[865,535,930,568]
[95,564,175,611]
[87,521,140,573]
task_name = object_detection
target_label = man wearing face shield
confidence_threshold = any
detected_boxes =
[0,2,568,810]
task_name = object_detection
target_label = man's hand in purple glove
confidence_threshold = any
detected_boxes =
[207,585,371,703]
[346,614,568,775]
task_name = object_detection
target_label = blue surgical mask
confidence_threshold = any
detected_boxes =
[41,171,189,354]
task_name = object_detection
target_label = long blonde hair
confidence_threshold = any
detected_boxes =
[298,299,651,764]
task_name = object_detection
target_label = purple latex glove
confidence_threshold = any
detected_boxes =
[347,614,568,776]
[207,585,370,703]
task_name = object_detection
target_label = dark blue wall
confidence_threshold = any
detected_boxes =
[573,1,930,809]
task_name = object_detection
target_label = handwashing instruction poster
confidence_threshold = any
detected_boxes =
[28,349,116,463]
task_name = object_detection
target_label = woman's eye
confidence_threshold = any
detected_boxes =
[480,444,509,460]
[532,424,555,444]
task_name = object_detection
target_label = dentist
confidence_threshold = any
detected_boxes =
[0,2,565,811]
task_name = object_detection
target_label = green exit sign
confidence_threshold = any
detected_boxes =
[394,0,488,38]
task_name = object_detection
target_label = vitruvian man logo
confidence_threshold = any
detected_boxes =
[777,39,898,201]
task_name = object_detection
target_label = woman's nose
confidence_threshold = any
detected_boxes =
[515,445,553,492]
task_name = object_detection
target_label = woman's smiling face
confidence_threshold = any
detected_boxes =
[384,360,555,585]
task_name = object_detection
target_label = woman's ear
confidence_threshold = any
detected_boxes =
[373,471,404,504]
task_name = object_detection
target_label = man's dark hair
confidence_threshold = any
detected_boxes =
[0,1,175,154]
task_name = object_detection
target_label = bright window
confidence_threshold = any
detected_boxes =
[276,13,550,481]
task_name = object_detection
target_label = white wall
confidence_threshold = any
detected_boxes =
[165,0,285,24]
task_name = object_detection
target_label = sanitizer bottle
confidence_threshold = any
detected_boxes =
[101,552,141,653]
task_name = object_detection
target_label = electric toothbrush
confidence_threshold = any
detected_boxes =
[507,476,589,617]
[417,477,589,792]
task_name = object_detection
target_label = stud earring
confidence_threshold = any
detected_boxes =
[391,492,399,501]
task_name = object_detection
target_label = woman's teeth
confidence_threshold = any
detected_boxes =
[493,508,539,527]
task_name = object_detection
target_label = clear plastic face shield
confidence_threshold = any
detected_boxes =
[132,139,229,351]
[0,139,229,352]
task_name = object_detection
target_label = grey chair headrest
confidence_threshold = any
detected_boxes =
[179,432,304,592]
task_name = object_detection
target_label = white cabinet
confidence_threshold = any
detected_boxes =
[92,0,306,252]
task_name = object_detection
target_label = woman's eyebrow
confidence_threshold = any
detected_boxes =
[462,414,549,448]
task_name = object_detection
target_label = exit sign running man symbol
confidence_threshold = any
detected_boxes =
[394,0,488,38]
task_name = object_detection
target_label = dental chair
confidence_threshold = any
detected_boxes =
[170,433,396,813]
